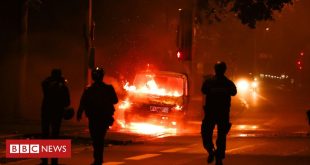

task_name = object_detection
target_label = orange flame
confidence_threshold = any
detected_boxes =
[118,99,131,110]
[124,79,181,97]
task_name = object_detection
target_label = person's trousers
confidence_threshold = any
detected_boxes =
[201,113,230,159]
[41,112,63,165]
[89,120,109,164]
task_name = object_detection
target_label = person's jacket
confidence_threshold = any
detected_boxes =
[77,82,118,121]
[41,76,70,111]
[201,75,237,112]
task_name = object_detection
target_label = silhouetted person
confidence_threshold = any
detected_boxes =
[201,61,237,165]
[41,69,70,165]
[77,67,118,165]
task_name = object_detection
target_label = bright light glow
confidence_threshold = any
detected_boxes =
[297,61,301,65]
[124,79,182,97]
[251,81,258,88]
[126,122,177,135]
[173,105,183,111]
[236,125,259,130]
[238,134,249,137]
[281,74,285,79]
[118,99,131,110]
[260,73,290,80]
[236,78,260,97]
[238,125,246,129]
[116,120,126,128]
[177,51,181,58]
[236,79,250,92]
[251,125,258,129]
[162,116,168,120]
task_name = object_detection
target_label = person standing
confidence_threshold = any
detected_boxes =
[77,67,118,165]
[201,61,237,165]
[41,69,70,165]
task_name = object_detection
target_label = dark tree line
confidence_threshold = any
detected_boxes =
[196,0,293,28]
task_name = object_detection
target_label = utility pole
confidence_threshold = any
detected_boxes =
[84,0,95,87]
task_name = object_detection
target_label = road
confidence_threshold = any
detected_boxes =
[87,135,310,165]
[2,83,310,165]
[6,132,310,165]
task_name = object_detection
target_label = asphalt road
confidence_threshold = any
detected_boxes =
[2,83,310,165]
[6,133,310,165]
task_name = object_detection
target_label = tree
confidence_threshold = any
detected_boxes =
[196,0,293,28]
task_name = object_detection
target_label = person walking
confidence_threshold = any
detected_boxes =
[201,61,237,165]
[77,67,118,165]
[41,69,71,165]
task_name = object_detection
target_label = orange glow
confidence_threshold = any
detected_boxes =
[125,122,177,135]
[124,78,182,97]
[118,99,131,110]
[113,71,187,135]
[171,121,177,126]
[236,125,259,130]
[236,79,250,92]
[237,134,249,137]
[236,78,259,95]
[173,105,183,111]
[116,120,126,128]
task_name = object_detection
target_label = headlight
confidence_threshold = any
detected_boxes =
[251,81,258,88]
[236,79,250,92]
[236,78,259,94]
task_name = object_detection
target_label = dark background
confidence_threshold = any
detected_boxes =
[0,0,309,121]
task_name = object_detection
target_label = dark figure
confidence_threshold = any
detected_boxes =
[77,67,118,165]
[201,62,237,165]
[41,69,70,165]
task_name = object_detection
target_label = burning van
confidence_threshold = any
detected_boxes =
[119,70,189,129]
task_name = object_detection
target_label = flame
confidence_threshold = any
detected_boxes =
[114,72,184,135]
[124,79,181,97]
[118,99,131,110]
[174,105,182,111]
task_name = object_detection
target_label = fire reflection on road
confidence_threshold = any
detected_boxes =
[113,119,177,136]
[125,122,177,135]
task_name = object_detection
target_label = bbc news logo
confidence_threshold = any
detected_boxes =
[6,140,71,158]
